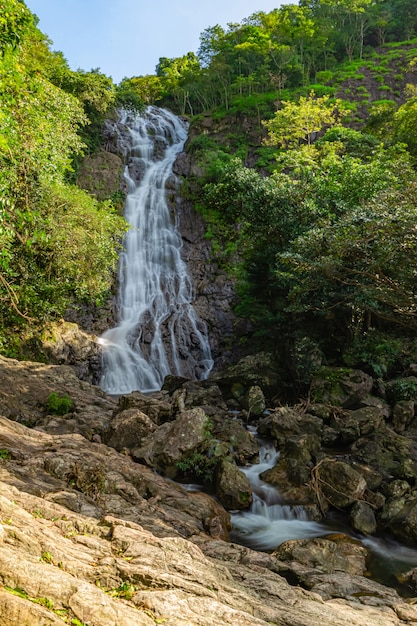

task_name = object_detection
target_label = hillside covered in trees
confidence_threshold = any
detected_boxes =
[2,0,417,392]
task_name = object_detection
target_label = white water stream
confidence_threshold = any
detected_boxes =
[231,442,328,550]
[99,107,213,394]
[231,439,417,590]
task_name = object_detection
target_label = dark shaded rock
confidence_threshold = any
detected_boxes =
[393,401,415,433]
[210,352,280,400]
[349,501,377,535]
[385,377,417,404]
[350,424,417,481]
[315,460,367,509]
[330,406,385,446]
[278,434,321,487]
[212,418,259,465]
[215,459,252,510]
[258,407,323,448]
[310,367,374,409]
[242,385,266,416]
[171,380,227,416]
[380,493,417,545]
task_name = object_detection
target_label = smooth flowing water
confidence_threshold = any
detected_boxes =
[99,107,213,394]
[231,442,329,550]
[231,438,417,592]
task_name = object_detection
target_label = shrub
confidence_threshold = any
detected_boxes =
[45,392,74,415]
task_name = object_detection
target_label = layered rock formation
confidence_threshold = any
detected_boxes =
[1,354,417,625]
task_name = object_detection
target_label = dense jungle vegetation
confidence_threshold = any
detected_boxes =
[2,0,417,389]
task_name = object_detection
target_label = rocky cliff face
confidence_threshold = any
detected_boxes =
[1,354,417,625]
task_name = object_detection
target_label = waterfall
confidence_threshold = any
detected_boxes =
[99,106,213,395]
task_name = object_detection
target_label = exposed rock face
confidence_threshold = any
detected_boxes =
[0,358,417,626]
[40,320,102,384]
[76,150,126,202]
[176,193,240,368]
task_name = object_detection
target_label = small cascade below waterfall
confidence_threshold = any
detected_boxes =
[99,106,213,394]
[231,442,329,550]
[231,437,417,591]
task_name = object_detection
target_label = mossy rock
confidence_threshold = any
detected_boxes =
[310,367,373,408]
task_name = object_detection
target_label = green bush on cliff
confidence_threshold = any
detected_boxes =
[45,392,74,415]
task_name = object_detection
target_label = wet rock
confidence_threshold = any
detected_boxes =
[260,462,318,507]
[280,434,321,487]
[314,460,367,509]
[215,459,252,510]
[349,501,377,535]
[310,367,374,409]
[212,417,259,465]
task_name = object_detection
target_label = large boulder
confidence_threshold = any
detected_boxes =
[215,459,252,510]
[132,408,210,477]
[115,391,173,425]
[104,409,157,451]
[258,407,323,448]
[380,492,417,545]
[349,501,377,535]
[329,406,385,446]
[211,417,259,465]
[310,367,374,408]
[314,460,367,509]
[210,352,280,402]
[274,535,368,576]
[350,423,417,481]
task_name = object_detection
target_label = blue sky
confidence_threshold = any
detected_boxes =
[25,0,282,83]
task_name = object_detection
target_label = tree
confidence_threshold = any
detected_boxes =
[0,0,33,54]
[263,91,347,148]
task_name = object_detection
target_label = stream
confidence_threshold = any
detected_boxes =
[230,434,417,594]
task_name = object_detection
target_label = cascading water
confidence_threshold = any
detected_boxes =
[231,442,328,550]
[231,437,417,591]
[99,106,213,395]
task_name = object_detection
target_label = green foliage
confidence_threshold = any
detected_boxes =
[387,378,417,403]
[45,392,74,415]
[263,92,347,148]
[0,449,10,460]
[343,330,404,378]
[0,0,34,54]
